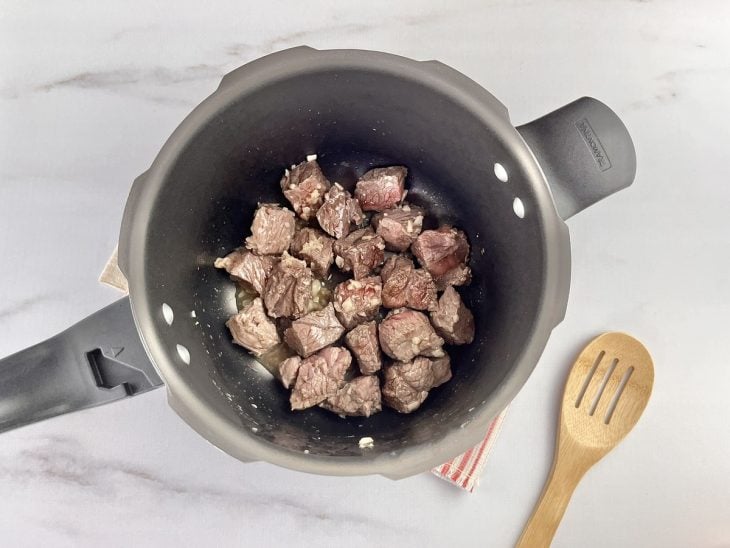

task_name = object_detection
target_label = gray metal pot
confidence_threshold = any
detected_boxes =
[0,47,635,478]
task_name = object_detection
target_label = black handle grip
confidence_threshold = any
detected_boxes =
[0,297,163,434]
[517,97,636,220]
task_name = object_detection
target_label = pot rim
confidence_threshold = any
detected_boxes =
[121,46,571,478]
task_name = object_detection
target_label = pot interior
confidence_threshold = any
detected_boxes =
[142,66,547,458]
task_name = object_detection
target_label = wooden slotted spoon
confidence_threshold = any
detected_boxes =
[516,332,654,547]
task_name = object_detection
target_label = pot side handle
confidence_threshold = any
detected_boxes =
[517,97,636,220]
[0,297,163,434]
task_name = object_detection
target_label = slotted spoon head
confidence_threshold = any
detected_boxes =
[561,332,654,457]
[517,333,654,548]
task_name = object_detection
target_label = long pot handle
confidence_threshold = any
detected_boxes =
[0,297,163,434]
[517,97,636,220]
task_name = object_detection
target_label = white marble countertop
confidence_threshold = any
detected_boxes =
[1,1,729,546]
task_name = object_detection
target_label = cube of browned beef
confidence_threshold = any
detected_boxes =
[345,321,382,375]
[380,254,414,282]
[214,248,277,295]
[333,276,382,329]
[289,227,334,278]
[380,257,410,309]
[407,269,439,311]
[321,375,382,417]
[429,355,452,388]
[333,227,385,280]
[263,252,313,319]
[430,286,475,345]
[280,160,330,221]
[381,355,452,413]
[245,203,296,255]
[399,357,436,390]
[435,263,472,290]
[279,356,302,389]
[290,346,352,410]
[411,226,471,289]
[380,255,437,311]
[378,308,444,362]
[381,359,430,413]
[371,204,425,251]
[316,183,364,239]
[226,298,280,356]
[354,166,407,212]
[283,303,345,358]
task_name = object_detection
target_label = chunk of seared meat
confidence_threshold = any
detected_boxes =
[411,226,471,289]
[316,183,364,239]
[214,248,276,295]
[333,227,385,280]
[226,298,280,356]
[279,356,302,389]
[245,203,296,255]
[280,160,330,221]
[435,263,472,289]
[289,227,334,278]
[380,255,437,311]
[407,269,439,311]
[429,355,453,388]
[263,252,313,319]
[345,321,382,375]
[290,346,352,410]
[380,257,410,309]
[430,286,475,345]
[380,254,414,282]
[382,355,452,413]
[371,204,425,251]
[381,359,430,413]
[333,276,382,329]
[355,166,407,212]
[321,375,382,417]
[396,357,436,390]
[378,308,444,362]
[284,303,345,358]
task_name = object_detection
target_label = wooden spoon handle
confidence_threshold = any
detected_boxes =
[516,441,593,548]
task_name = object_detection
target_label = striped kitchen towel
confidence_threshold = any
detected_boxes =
[431,409,508,492]
[100,246,508,492]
